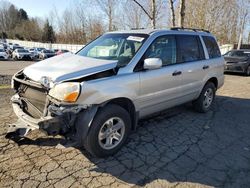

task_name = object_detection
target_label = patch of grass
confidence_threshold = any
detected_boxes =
[0,85,11,89]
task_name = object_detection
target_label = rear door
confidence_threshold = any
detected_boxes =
[175,35,207,101]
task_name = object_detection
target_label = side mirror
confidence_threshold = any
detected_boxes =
[143,58,162,70]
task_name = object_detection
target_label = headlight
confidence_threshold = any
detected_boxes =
[49,82,81,102]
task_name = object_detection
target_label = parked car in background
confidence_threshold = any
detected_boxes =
[224,49,250,76]
[8,46,24,58]
[9,43,20,51]
[56,49,69,55]
[53,49,59,53]
[0,48,8,60]
[0,42,7,50]
[0,38,7,43]
[28,48,39,59]
[39,49,56,59]
[10,28,224,157]
[12,49,32,60]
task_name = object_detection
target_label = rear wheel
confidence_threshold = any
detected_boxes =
[193,82,216,113]
[84,104,131,157]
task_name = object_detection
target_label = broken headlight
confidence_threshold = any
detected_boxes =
[49,82,81,102]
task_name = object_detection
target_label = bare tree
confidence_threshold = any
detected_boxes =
[237,0,250,49]
[96,0,117,31]
[169,0,176,27]
[118,1,146,29]
[151,0,156,28]
[132,0,157,29]
[184,0,240,44]
[178,0,185,27]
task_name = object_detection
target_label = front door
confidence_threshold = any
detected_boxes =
[136,35,185,118]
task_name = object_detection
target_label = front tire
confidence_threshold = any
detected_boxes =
[193,82,216,113]
[245,66,250,76]
[84,104,131,157]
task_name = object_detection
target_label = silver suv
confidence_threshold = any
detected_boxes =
[9,28,224,157]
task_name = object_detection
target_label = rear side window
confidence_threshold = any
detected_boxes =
[176,35,205,63]
[202,36,221,58]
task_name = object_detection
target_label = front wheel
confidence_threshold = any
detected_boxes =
[84,104,131,157]
[193,82,216,113]
[245,66,250,76]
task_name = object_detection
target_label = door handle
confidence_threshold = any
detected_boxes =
[172,71,182,76]
[203,65,210,70]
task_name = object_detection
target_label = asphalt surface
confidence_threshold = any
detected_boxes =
[0,74,250,188]
[0,60,34,75]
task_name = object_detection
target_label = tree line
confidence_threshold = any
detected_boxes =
[0,0,249,45]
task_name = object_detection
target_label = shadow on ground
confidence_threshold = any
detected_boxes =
[7,95,250,187]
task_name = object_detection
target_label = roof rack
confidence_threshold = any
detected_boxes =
[170,27,210,33]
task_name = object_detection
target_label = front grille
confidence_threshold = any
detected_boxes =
[14,74,48,118]
[22,55,31,60]
[19,84,47,110]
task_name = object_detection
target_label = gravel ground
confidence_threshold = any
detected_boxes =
[0,74,250,188]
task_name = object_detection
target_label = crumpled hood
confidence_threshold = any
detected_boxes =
[23,53,117,83]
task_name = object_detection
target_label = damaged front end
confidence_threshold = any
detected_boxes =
[7,71,98,145]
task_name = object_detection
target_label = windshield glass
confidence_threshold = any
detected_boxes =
[44,50,53,53]
[0,49,4,52]
[18,49,28,53]
[77,33,148,67]
[225,50,250,57]
[37,48,45,51]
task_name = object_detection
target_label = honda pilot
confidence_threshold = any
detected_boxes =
[9,28,224,157]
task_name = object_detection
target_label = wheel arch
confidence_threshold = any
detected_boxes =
[103,97,138,131]
[206,77,218,89]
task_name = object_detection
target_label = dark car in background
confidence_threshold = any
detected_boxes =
[39,49,56,59]
[224,50,250,76]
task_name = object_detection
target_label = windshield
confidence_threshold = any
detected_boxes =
[18,49,28,53]
[77,33,148,67]
[0,49,4,52]
[44,50,54,53]
[224,50,250,57]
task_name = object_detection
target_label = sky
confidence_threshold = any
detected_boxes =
[7,0,74,18]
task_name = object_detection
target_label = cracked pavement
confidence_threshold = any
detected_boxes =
[0,74,250,188]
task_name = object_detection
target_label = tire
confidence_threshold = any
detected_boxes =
[84,104,131,157]
[193,82,216,113]
[245,66,250,76]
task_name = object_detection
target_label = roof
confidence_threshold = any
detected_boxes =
[107,28,213,36]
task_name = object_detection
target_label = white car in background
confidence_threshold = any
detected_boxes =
[12,49,32,60]
[0,48,8,60]
[28,48,39,59]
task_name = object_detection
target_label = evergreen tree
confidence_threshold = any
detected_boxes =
[42,20,56,43]
[18,9,28,20]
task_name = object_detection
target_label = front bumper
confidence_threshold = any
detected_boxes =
[10,94,84,136]
[224,63,248,73]
[18,55,32,60]
[0,55,8,60]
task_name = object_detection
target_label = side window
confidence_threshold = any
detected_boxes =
[144,35,176,66]
[202,36,221,58]
[176,35,205,63]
